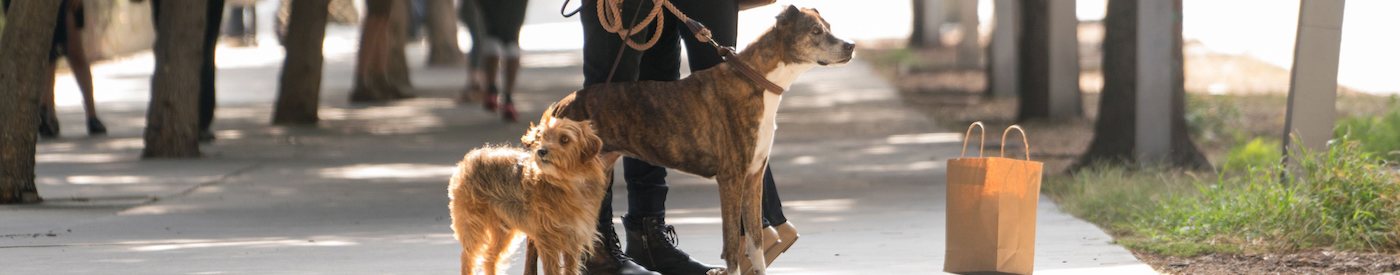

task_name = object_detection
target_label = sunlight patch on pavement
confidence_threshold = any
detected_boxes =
[784,199,855,213]
[861,145,900,155]
[790,155,818,165]
[66,175,152,185]
[663,217,724,225]
[317,163,456,180]
[885,133,962,145]
[120,204,205,216]
[37,153,128,164]
[840,160,943,173]
[128,238,357,252]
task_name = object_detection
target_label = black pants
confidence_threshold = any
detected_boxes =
[150,0,221,133]
[581,0,786,227]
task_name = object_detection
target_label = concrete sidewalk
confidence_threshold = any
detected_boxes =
[1,39,1153,274]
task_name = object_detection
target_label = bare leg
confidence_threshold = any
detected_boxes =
[498,43,520,121]
[62,8,105,135]
[479,49,501,112]
[39,57,60,138]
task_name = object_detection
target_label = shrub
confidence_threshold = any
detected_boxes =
[1221,138,1282,173]
[1335,108,1400,161]
[1048,137,1400,256]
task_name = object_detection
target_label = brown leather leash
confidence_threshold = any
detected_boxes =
[564,0,787,95]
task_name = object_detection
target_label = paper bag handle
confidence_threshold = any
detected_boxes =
[1001,125,1031,160]
[960,122,986,158]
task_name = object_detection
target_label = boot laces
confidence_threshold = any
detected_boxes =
[655,223,681,247]
[602,224,634,260]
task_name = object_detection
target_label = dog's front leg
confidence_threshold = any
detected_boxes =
[717,174,748,274]
[739,166,769,275]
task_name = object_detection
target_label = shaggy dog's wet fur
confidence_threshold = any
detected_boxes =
[449,117,607,275]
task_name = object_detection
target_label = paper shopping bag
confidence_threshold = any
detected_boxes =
[944,123,1044,275]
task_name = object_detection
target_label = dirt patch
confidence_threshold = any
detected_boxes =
[1135,250,1400,274]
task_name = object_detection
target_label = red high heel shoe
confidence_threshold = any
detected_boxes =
[500,103,518,122]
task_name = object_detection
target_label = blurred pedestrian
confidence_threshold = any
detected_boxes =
[458,0,528,121]
[3,0,107,137]
[223,0,258,47]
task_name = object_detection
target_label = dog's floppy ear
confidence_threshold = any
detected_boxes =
[579,121,603,161]
[775,5,801,25]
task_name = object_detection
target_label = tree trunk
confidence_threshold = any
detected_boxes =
[1015,0,1081,121]
[272,0,331,125]
[1074,0,1208,169]
[908,0,944,48]
[985,0,1019,98]
[0,0,63,204]
[423,0,464,67]
[955,0,981,68]
[350,0,412,102]
[143,0,207,158]
[1016,0,1050,121]
[388,0,413,87]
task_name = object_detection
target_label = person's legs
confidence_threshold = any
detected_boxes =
[615,4,725,275]
[245,5,257,46]
[198,0,226,142]
[456,0,487,103]
[579,0,658,273]
[483,0,528,121]
[37,0,71,138]
[226,6,246,38]
[61,1,104,135]
[39,53,61,138]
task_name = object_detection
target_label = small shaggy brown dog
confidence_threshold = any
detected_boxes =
[449,116,607,275]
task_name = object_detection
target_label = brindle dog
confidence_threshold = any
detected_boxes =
[545,6,853,274]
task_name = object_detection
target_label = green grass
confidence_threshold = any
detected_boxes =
[1185,94,1244,145]
[1047,137,1400,256]
[1221,138,1281,173]
[1336,103,1400,161]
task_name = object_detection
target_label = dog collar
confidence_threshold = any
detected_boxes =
[720,49,787,95]
[683,19,787,95]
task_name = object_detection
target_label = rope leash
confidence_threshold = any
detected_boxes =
[561,0,787,94]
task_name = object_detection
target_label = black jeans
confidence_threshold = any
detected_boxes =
[150,0,221,133]
[581,0,786,227]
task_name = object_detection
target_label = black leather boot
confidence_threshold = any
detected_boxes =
[584,222,658,275]
[625,215,723,275]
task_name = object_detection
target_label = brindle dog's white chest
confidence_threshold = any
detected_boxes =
[747,62,814,175]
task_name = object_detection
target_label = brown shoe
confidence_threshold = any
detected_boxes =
[765,222,799,265]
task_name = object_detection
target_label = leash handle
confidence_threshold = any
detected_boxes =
[561,0,582,17]
[684,19,714,44]
[1000,125,1031,161]
[960,122,985,158]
